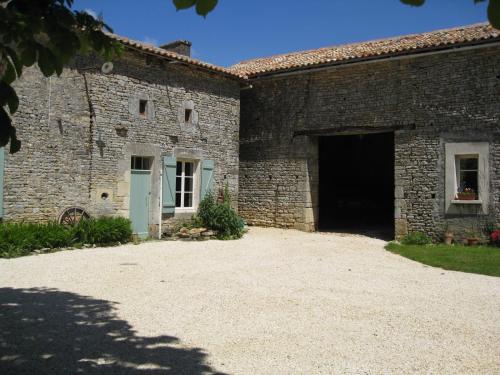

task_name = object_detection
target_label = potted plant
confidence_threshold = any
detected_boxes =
[443,224,454,245]
[465,229,480,246]
[456,187,477,201]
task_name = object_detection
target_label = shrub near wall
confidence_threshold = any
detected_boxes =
[197,190,245,240]
[72,217,132,245]
[0,217,133,258]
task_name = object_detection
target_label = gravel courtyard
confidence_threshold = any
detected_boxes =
[0,227,499,374]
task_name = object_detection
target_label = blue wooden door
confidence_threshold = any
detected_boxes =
[130,170,151,239]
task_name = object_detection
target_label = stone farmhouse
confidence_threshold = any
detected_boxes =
[3,36,242,238]
[1,23,499,240]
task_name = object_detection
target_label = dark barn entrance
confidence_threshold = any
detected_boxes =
[318,132,395,239]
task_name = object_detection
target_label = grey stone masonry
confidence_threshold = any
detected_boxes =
[5,48,240,237]
[238,45,500,240]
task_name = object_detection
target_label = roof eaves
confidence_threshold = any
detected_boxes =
[231,23,500,79]
[244,33,500,79]
[107,33,248,81]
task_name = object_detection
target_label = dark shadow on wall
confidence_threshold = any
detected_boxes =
[0,288,227,375]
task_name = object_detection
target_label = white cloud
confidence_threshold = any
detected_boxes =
[142,36,159,47]
[84,8,98,19]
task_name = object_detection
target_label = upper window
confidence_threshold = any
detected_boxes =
[185,109,193,124]
[176,161,195,208]
[178,100,197,127]
[131,156,151,171]
[139,100,148,116]
[129,95,154,120]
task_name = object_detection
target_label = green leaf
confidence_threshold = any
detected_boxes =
[0,82,19,114]
[7,88,19,114]
[400,0,426,5]
[0,107,13,148]
[196,0,218,16]
[20,45,37,67]
[0,106,20,153]
[8,129,21,154]
[89,30,105,52]
[5,47,23,77]
[2,58,16,84]
[37,47,56,77]
[53,6,76,28]
[173,0,197,10]
[488,0,500,29]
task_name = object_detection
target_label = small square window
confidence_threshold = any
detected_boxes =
[185,109,192,124]
[139,100,148,116]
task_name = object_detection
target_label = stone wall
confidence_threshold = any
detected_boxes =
[5,49,240,237]
[239,45,500,240]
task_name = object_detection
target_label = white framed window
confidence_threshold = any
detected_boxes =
[175,161,196,209]
[445,142,489,214]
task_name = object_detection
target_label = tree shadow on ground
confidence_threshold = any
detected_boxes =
[0,287,226,374]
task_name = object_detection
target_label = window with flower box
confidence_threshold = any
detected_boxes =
[455,155,479,200]
[445,142,489,214]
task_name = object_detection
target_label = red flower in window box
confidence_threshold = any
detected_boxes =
[491,230,500,246]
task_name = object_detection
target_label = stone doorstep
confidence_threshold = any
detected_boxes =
[165,227,217,241]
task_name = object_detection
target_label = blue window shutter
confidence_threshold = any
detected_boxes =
[200,160,214,200]
[162,156,176,214]
[0,148,4,218]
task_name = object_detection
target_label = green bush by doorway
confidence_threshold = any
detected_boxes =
[196,188,245,240]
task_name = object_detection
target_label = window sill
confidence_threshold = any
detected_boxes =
[451,199,483,205]
[175,208,196,214]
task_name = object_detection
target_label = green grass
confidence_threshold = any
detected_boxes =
[386,243,500,277]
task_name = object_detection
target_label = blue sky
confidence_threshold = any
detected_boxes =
[73,1,488,67]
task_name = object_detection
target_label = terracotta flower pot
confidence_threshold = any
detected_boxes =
[443,233,453,245]
[456,193,476,200]
[467,238,479,246]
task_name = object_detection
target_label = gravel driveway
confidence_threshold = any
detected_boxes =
[0,227,499,374]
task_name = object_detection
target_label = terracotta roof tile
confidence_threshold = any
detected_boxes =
[230,23,500,78]
[107,33,246,80]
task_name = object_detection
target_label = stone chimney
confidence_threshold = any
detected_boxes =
[159,40,192,57]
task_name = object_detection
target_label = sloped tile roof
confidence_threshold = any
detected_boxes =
[230,23,500,78]
[107,33,246,80]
